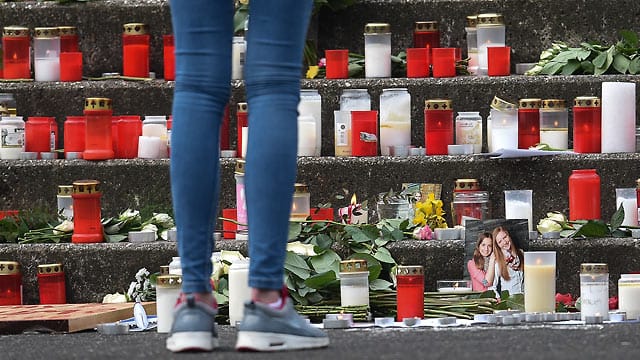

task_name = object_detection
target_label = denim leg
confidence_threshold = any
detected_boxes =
[244,0,314,290]
[169,0,233,293]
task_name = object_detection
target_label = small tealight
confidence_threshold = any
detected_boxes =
[389,145,410,157]
[403,317,419,326]
[500,315,519,325]
[326,313,353,326]
[609,311,626,322]
[584,315,603,324]
[167,228,177,241]
[409,147,426,156]
[40,152,58,160]
[571,312,582,321]
[630,229,640,239]
[474,314,493,323]
[323,318,350,329]
[20,152,38,160]
[525,313,541,323]
[220,150,237,158]
[435,317,457,325]
[374,317,395,327]
[494,310,517,316]
[447,145,467,155]
[128,230,156,243]
[557,312,572,321]
[65,152,83,160]
[541,231,561,239]
[542,312,557,322]
[513,313,527,322]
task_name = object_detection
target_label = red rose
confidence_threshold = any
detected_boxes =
[609,296,618,310]
[555,292,573,306]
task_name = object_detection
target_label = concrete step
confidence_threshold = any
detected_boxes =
[3,75,639,155]
[0,237,636,304]
[2,154,639,226]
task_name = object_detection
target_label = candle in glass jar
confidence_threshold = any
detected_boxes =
[568,169,600,221]
[71,179,104,243]
[424,99,454,155]
[455,112,482,154]
[573,96,601,153]
[340,89,371,112]
[298,89,322,156]
[476,13,505,76]
[83,97,114,160]
[615,188,638,226]
[290,183,311,220]
[59,52,83,82]
[364,23,391,78]
[37,263,66,304]
[64,116,85,156]
[122,23,150,78]
[396,265,424,321]
[540,99,568,150]
[33,27,61,82]
[518,98,541,149]
[58,26,79,53]
[413,21,439,49]
[339,260,369,307]
[2,26,31,79]
[580,263,609,321]
[379,88,411,156]
[601,82,635,153]
[116,115,142,159]
[619,274,640,320]
[0,261,22,305]
[504,189,533,231]
[156,275,182,333]
[297,117,316,157]
[465,15,478,75]
[524,252,556,313]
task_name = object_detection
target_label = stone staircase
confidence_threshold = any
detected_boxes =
[1,0,640,303]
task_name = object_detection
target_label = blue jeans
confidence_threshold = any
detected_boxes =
[169,0,313,293]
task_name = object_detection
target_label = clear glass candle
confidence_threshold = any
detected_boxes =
[476,13,505,76]
[364,23,391,78]
[156,275,182,333]
[122,23,150,78]
[83,98,114,160]
[413,21,439,49]
[540,99,568,150]
[2,26,31,79]
[291,183,311,220]
[465,15,478,75]
[298,89,322,156]
[33,27,61,82]
[518,98,541,149]
[504,190,533,231]
[0,116,25,160]
[424,99,454,155]
[396,265,424,321]
[455,111,482,153]
[452,191,490,225]
[379,88,411,156]
[524,251,556,313]
[57,185,74,220]
[619,274,640,320]
[37,263,66,304]
[0,261,22,305]
[58,26,79,53]
[339,260,369,307]
[580,263,609,321]
[71,179,104,243]
[573,96,601,153]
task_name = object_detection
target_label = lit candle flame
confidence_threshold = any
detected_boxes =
[553,120,559,128]
[536,258,542,265]
[350,194,357,206]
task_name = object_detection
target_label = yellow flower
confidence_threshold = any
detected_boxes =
[413,211,426,226]
[306,65,319,79]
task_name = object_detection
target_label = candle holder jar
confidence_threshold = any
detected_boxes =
[25,116,57,156]
[57,185,74,219]
[431,48,456,78]
[0,261,22,305]
[59,52,83,82]
[71,179,104,243]
[58,26,79,53]
[228,259,251,326]
[619,274,640,320]
[476,13,505,76]
[637,178,640,226]
[325,49,349,79]
[298,89,322,156]
[63,116,85,157]
[163,34,175,81]
[351,110,378,156]
[517,98,541,149]
[376,192,412,221]
[379,88,411,156]
[2,26,31,79]
[334,110,351,157]
[580,263,609,321]
[396,265,424,321]
[33,27,61,82]
[406,47,429,78]
[37,263,66,304]
[504,189,533,231]
[573,96,601,153]
[141,115,168,159]
[452,190,490,225]
[236,102,248,158]
[340,89,371,111]
[0,115,25,160]
[291,183,311,220]
[364,23,391,78]
[235,160,248,234]
[339,259,370,307]
[122,23,150,78]
[231,36,245,80]
[540,99,568,150]
[523,251,556,313]
[413,21,439,49]
[489,97,518,152]
[601,82,636,153]
[116,115,142,159]
[455,111,482,153]
[424,99,454,155]
[83,98,114,160]
[156,275,182,333]
[569,169,600,221]
[465,15,478,75]
[615,188,638,226]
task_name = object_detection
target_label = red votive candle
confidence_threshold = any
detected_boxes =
[25,116,57,156]
[220,104,230,150]
[424,99,454,155]
[0,261,22,305]
[222,208,237,239]
[518,98,541,149]
[406,47,429,78]
[122,23,150,78]
[487,46,511,76]
[569,169,601,221]
[72,179,104,243]
[83,97,114,160]
[163,35,175,81]
[351,110,378,156]
[64,116,85,155]
[0,210,19,220]
[413,21,440,49]
[60,52,83,82]
[2,26,31,79]
[325,49,349,79]
[236,102,248,158]
[310,207,334,221]
[116,115,142,159]
[573,96,601,153]
[58,26,79,53]
[396,265,424,321]
[37,263,66,304]
[431,48,456,78]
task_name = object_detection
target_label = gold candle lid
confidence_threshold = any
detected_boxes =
[415,21,439,32]
[235,159,245,174]
[542,99,566,110]
[518,98,542,109]
[477,13,504,27]
[58,185,74,196]
[0,261,21,275]
[364,23,391,34]
[396,265,424,276]
[425,99,453,110]
[156,275,182,288]
[455,178,480,191]
[340,259,368,273]
[466,15,478,28]
[58,26,78,36]
[84,98,112,111]
[573,96,600,108]
[72,179,101,194]
[491,96,517,111]
[38,263,64,274]
[3,26,29,37]
[294,183,309,194]
[237,102,248,113]
[123,23,149,35]
[34,27,60,38]
[580,263,608,274]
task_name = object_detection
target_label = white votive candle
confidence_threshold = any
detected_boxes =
[524,252,556,313]
[34,58,60,82]
[297,116,316,157]
[602,82,636,153]
[228,259,251,327]
[137,136,163,159]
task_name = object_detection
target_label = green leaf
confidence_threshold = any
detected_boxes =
[288,222,302,240]
[104,233,126,243]
[309,249,341,273]
[592,51,607,68]
[540,61,564,75]
[620,29,639,48]
[630,57,640,74]
[374,238,390,247]
[580,60,595,74]
[304,270,338,289]
[571,221,610,238]
[369,278,393,291]
[310,233,333,250]
[561,60,581,75]
[372,247,396,264]
[284,251,311,279]
[349,253,382,281]
[612,53,631,73]
[610,204,625,230]
[344,224,379,243]
[576,48,592,61]
[212,292,229,305]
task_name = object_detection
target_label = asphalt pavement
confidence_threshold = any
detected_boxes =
[1,323,639,360]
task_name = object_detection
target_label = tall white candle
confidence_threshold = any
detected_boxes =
[619,275,640,319]
[298,90,322,156]
[228,260,251,326]
[616,188,638,226]
[524,252,556,313]
[489,108,518,151]
[241,126,248,158]
[231,36,246,80]
[505,199,533,231]
[539,129,568,149]
[602,82,636,153]
[156,276,182,333]
[364,42,391,78]
[297,117,316,157]
[379,89,411,156]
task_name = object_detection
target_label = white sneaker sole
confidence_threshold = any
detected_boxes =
[166,331,219,352]
[235,331,329,352]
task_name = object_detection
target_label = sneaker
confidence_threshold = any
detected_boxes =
[166,293,219,352]
[235,289,329,352]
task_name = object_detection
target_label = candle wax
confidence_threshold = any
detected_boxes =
[524,264,556,313]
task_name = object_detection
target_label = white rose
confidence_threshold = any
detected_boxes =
[152,213,175,228]
[286,241,317,257]
[103,292,128,303]
[53,220,74,234]
[537,218,562,233]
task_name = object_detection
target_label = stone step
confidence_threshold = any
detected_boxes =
[0,238,636,304]
[2,154,639,226]
[3,75,639,155]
